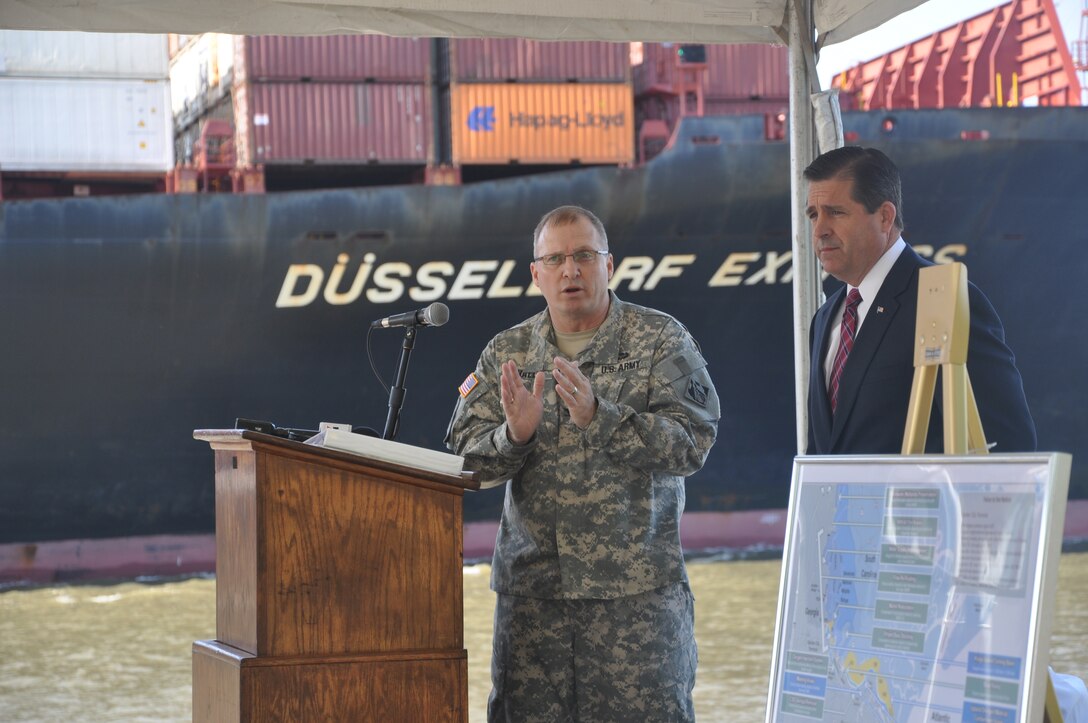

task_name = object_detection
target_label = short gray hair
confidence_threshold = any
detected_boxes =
[532,205,608,254]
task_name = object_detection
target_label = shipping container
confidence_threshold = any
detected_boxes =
[450,83,634,165]
[834,0,1080,110]
[0,78,173,172]
[169,33,234,117]
[233,35,430,83]
[0,30,168,79]
[232,82,431,165]
[450,38,629,82]
[633,43,789,100]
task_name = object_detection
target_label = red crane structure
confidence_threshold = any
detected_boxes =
[835,0,1082,110]
[1074,0,1088,100]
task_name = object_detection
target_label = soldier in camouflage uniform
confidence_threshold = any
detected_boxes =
[446,206,720,722]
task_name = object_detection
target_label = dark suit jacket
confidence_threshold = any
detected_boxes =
[807,246,1036,455]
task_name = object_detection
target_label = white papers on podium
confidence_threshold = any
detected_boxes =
[306,428,465,476]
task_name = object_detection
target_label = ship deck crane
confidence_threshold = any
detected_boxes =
[1075,0,1088,101]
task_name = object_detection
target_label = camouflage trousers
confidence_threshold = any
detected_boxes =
[487,582,697,722]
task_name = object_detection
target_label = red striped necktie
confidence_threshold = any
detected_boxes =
[829,288,862,414]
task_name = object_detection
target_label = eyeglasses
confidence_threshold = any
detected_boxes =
[533,249,609,267]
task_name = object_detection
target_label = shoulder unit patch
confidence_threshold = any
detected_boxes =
[686,378,709,407]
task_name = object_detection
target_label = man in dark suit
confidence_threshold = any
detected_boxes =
[804,146,1036,455]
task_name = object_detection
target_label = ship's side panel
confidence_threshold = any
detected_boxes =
[1,109,1086,545]
[638,96,789,125]
[703,98,790,117]
[450,82,634,164]
[0,78,174,172]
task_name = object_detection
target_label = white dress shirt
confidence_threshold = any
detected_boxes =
[823,237,907,388]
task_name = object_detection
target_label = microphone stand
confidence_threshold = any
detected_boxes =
[383,325,417,440]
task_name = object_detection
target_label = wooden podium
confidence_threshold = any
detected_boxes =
[191,429,479,722]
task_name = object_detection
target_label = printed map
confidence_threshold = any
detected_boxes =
[771,467,1049,723]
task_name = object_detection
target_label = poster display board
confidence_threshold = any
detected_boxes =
[766,454,1070,723]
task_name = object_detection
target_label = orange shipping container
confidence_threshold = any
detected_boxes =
[451,83,634,165]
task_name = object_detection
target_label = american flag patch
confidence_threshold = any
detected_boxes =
[458,373,479,398]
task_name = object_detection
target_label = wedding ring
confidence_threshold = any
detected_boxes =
[571,386,578,396]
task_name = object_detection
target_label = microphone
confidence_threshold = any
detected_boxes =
[370,302,450,329]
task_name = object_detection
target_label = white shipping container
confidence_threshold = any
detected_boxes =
[0,30,169,79]
[169,33,234,116]
[0,78,174,172]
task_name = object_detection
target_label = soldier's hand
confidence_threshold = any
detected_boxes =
[501,360,544,444]
[553,357,597,429]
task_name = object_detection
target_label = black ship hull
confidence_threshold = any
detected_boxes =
[2,107,1086,551]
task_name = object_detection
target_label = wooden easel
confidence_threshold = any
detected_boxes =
[900,262,987,455]
[901,262,1064,722]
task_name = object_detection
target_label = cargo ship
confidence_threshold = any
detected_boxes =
[1,1,1087,583]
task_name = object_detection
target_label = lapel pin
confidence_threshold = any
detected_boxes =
[876,306,885,313]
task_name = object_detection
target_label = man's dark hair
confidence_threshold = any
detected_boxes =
[803,146,905,232]
[533,205,608,253]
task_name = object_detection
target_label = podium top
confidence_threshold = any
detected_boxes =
[194,429,480,492]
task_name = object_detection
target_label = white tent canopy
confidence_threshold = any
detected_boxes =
[0,0,926,452]
[0,0,923,48]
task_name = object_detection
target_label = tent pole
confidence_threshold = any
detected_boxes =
[787,0,824,455]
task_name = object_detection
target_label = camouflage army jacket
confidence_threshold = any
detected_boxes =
[446,293,720,599]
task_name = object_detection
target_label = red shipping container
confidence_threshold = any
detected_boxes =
[450,38,630,82]
[234,35,430,83]
[834,0,1080,110]
[633,43,789,100]
[232,82,431,165]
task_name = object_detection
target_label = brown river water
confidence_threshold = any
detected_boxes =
[1,554,1085,722]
